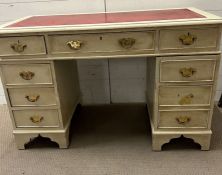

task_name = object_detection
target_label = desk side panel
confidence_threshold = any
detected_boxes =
[53,60,80,127]
[147,57,158,128]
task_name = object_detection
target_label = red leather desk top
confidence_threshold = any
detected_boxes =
[6,8,205,28]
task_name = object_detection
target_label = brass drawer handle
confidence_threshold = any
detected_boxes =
[25,94,40,102]
[179,32,197,45]
[179,67,196,77]
[30,115,44,124]
[179,93,194,105]
[19,71,35,80]
[11,40,27,53]
[119,38,136,49]
[176,116,191,125]
[67,40,83,50]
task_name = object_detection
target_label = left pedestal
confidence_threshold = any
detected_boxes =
[0,60,80,149]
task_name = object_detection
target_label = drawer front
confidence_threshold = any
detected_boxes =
[8,87,57,107]
[2,64,53,85]
[159,86,212,106]
[13,109,60,128]
[49,31,155,54]
[160,56,217,82]
[159,27,218,52]
[0,36,46,56]
[158,110,209,129]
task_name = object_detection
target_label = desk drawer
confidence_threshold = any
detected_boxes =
[1,64,53,85]
[159,85,212,106]
[0,36,46,56]
[48,31,155,55]
[13,109,60,128]
[158,110,209,129]
[160,56,217,82]
[8,87,57,107]
[159,27,218,52]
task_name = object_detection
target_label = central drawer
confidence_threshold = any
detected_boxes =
[8,87,57,107]
[158,110,209,129]
[13,109,60,128]
[1,63,53,85]
[159,85,212,106]
[48,31,155,55]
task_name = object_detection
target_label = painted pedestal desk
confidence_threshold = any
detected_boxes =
[0,8,222,151]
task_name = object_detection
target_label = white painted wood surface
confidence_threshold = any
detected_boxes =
[0,0,222,104]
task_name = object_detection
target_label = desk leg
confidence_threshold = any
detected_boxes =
[13,126,70,149]
[151,130,212,151]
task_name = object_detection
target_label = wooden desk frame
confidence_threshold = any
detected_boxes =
[0,7,222,151]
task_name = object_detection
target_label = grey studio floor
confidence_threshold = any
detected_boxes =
[1,104,222,175]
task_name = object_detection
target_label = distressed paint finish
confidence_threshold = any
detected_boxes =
[0,2,222,104]
[0,8,221,150]
[0,0,106,105]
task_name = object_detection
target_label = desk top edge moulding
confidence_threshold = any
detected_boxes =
[0,7,222,150]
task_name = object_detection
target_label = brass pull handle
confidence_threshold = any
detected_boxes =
[19,71,35,80]
[25,95,40,102]
[30,115,44,124]
[179,67,196,77]
[11,40,27,53]
[119,38,136,49]
[67,40,83,50]
[179,93,194,105]
[179,32,197,45]
[176,116,191,125]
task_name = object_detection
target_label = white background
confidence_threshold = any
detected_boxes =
[0,0,222,104]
